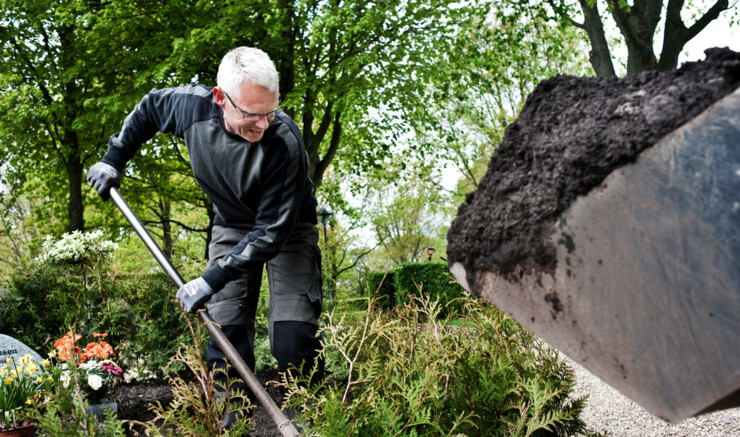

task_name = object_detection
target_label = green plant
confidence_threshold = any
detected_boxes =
[280,291,600,436]
[366,270,396,310]
[0,354,47,430]
[128,324,254,436]
[393,262,468,317]
[36,230,117,266]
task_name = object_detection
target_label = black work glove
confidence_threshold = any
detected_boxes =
[176,277,214,313]
[87,162,121,200]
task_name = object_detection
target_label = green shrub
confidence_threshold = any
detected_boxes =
[0,231,189,378]
[280,294,599,437]
[366,263,468,318]
[394,262,468,318]
[366,270,395,310]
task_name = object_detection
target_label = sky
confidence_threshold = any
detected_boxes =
[681,8,739,63]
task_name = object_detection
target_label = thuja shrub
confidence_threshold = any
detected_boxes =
[281,294,601,437]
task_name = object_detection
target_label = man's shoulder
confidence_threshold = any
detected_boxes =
[269,112,304,148]
[151,83,212,96]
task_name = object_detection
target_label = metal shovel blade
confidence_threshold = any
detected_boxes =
[450,88,740,423]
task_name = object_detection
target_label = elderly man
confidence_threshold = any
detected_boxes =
[88,46,323,427]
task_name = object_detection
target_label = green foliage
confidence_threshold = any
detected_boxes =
[366,270,395,310]
[35,230,117,267]
[253,291,278,373]
[393,263,468,318]
[366,263,467,317]
[280,294,597,436]
[128,345,253,437]
[0,234,188,378]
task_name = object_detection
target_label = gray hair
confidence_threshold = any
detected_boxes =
[217,47,279,98]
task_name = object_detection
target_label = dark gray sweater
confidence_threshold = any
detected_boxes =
[102,84,317,292]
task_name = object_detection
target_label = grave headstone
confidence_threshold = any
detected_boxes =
[0,333,44,365]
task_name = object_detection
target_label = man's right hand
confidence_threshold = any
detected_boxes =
[87,162,121,200]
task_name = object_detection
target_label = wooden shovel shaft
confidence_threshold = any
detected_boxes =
[109,187,299,437]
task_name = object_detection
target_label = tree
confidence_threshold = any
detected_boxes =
[544,0,737,76]
[0,0,193,233]
[418,5,592,201]
[369,168,453,266]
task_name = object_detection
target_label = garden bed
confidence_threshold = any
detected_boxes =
[110,368,284,437]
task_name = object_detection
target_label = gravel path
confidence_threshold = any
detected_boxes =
[564,356,740,437]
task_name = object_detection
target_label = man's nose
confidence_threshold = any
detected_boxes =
[255,115,269,129]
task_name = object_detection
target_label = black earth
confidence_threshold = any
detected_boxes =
[109,368,284,437]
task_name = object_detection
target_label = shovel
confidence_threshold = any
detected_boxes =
[109,187,300,437]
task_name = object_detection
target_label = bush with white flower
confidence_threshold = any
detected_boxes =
[35,230,117,266]
[54,331,123,403]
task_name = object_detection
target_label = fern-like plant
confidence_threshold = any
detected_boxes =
[278,283,602,437]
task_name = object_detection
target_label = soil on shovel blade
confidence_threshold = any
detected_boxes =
[447,47,740,295]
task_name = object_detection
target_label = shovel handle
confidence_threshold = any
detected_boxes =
[109,187,299,437]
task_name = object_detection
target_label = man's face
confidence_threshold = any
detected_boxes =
[215,81,279,142]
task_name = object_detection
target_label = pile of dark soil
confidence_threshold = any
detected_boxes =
[109,368,284,437]
[447,48,740,294]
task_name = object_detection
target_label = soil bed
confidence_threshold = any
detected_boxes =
[447,47,740,295]
[109,368,284,437]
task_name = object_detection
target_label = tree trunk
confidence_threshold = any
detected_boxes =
[277,0,296,110]
[578,0,617,77]
[607,0,661,74]
[159,198,173,256]
[66,142,84,232]
[658,0,729,71]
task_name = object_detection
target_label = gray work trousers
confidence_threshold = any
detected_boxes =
[205,222,324,394]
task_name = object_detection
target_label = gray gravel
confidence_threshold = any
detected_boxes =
[563,355,740,437]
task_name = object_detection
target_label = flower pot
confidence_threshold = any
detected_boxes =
[0,424,35,437]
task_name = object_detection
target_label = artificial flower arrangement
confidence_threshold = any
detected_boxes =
[0,353,51,431]
[53,331,123,403]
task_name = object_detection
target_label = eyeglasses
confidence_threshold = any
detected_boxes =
[222,90,281,122]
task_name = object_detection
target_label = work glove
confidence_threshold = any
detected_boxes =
[87,162,121,200]
[176,277,214,313]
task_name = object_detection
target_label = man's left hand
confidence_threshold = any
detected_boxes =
[176,277,214,313]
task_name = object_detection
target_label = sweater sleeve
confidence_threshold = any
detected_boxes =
[101,85,216,171]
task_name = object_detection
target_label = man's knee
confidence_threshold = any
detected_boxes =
[272,321,324,381]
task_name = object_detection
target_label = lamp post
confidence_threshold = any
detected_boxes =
[317,205,334,295]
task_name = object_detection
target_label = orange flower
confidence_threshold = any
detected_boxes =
[92,333,108,338]
[53,331,82,362]
[80,341,115,361]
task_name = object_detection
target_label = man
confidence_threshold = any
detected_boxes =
[88,46,323,426]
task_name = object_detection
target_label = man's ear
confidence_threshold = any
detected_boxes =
[213,87,227,109]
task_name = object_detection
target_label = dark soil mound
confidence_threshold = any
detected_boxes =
[447,48,740,294]
[109,368,284,437]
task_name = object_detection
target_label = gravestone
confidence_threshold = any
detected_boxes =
[0,334,44,365]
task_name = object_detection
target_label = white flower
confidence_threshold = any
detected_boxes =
[87,374,103,390]
[61,371,71,388]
